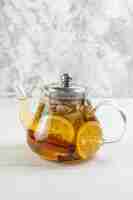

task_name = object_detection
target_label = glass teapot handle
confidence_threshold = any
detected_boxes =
[91,100,127,144]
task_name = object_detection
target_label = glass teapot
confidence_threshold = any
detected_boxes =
[15,73,126,163]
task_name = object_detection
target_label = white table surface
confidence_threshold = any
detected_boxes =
[0,99,132,200]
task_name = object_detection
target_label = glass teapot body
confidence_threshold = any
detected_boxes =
[27,95,101,162]
[17,73,126,163]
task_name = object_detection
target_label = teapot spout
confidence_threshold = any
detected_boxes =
[19,97,33,130]
[14,83,33,130]
[14,82,27,100]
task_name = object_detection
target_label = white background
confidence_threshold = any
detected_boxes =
[0,0,133,198]
[0,0,133,97]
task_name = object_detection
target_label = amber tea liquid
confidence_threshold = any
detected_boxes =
[27,99,101,162]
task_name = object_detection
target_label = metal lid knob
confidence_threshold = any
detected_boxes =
[43,73,86,100]
[60,73,72,88]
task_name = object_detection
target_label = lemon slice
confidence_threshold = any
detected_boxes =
[76,121,103,159]
[46,116,75,143]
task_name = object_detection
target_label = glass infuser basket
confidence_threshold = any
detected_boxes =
[15,73,126,163]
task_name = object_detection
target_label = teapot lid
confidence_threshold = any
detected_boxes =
[44,73,86,100]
